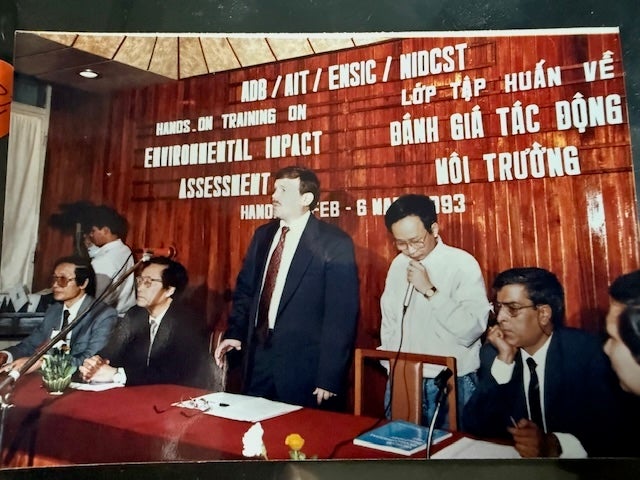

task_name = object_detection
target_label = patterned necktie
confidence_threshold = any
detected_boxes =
[61,309,70,329]
[256,226,289,343]
[526,357,544,429]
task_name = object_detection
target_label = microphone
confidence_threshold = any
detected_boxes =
[426,367,453,459]
[434,367,453,403]
[402,284,414,316]
[134,245,177,259]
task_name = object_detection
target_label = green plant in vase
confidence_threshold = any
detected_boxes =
[40,345,76,395]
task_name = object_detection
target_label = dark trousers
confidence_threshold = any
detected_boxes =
[245,339,278,400]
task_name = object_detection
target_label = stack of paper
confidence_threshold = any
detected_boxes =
[431,436,520,459]
[70,382,125,392]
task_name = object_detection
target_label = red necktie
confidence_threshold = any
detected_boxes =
[256,226,289,343]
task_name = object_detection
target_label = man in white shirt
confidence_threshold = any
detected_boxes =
[87,205,136,316]
[380,194,489,429]
[464,267,623,457]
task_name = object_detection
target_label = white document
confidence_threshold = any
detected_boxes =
[70,382,125,392]
[431,436,520,459]
[7,284,28,312]
[27,294,41,312]
[174,392,302,422]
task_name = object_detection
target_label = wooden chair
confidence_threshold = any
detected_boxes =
[209,328,228,392]
[354,348,458,430]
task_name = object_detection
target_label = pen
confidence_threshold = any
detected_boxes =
[510,416,519,428]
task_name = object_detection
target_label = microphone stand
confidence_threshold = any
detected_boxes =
[425,384,447,459]
[0,253,149,462]
[426,367,453,459]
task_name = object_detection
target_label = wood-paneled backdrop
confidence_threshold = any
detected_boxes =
[34,31,639,348]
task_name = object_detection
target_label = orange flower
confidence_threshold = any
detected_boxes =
[285,433,305,451]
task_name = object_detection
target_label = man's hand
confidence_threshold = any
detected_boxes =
[214,339,241,368]
[486,325,518,364]
[407,260,433,295]
[0,357,42,374]
[313,387,336,405]
[0,352,8,366]
[507,418,561,457]
[79,355,114,383]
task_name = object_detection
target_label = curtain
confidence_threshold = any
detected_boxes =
[0,103,48,292]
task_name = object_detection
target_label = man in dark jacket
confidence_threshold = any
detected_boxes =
[464,267,623,457]
[80,256,215,389]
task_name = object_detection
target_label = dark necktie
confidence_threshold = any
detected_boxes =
[61,309,70,329]
[256,226,289,343]
[147,317,159,365]
[526,357,544,429]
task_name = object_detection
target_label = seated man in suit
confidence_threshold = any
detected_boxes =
[0,256,117,372]
[79,256,216,389]
[463,267,622,457]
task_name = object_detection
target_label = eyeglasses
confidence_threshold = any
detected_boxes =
[394,231,430,251]
[51,275,76,287]
[135,276,163,288]
[492,301,537,318]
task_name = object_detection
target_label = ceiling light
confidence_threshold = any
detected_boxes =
[79,69,99,79]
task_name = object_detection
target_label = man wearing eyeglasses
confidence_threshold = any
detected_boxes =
[86,205,136,317]
[463,267,623,457]
[0,256,117,372]
[380,194,490,430]
[79,256,215,389]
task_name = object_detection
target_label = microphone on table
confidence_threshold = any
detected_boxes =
[426,367,453,459]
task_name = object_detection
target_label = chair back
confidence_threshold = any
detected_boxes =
[209,328,228,392]
[354,348,458,430]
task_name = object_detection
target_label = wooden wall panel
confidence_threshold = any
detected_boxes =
[35,32,639,347]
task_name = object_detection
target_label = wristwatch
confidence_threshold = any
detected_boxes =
[423,286,437,298]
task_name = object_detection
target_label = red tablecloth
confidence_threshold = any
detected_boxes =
[1,374,458,467]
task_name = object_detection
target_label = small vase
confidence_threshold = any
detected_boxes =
[42,374,73,395]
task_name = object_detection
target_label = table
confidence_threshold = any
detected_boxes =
[0,374,461,467]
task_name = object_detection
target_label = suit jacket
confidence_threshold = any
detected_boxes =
[226,215,359,407]
[6,296,117,367]
[99,302,216,389]
[463,328,624,456]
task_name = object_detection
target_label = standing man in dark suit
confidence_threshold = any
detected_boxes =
[463,267,622,457]
[80,257,216,389]
[0,256,117,371]
[215,166,359,408]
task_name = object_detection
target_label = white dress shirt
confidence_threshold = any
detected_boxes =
[380,238,490,376]
[91,238,136,316]
[260,211,311,329]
